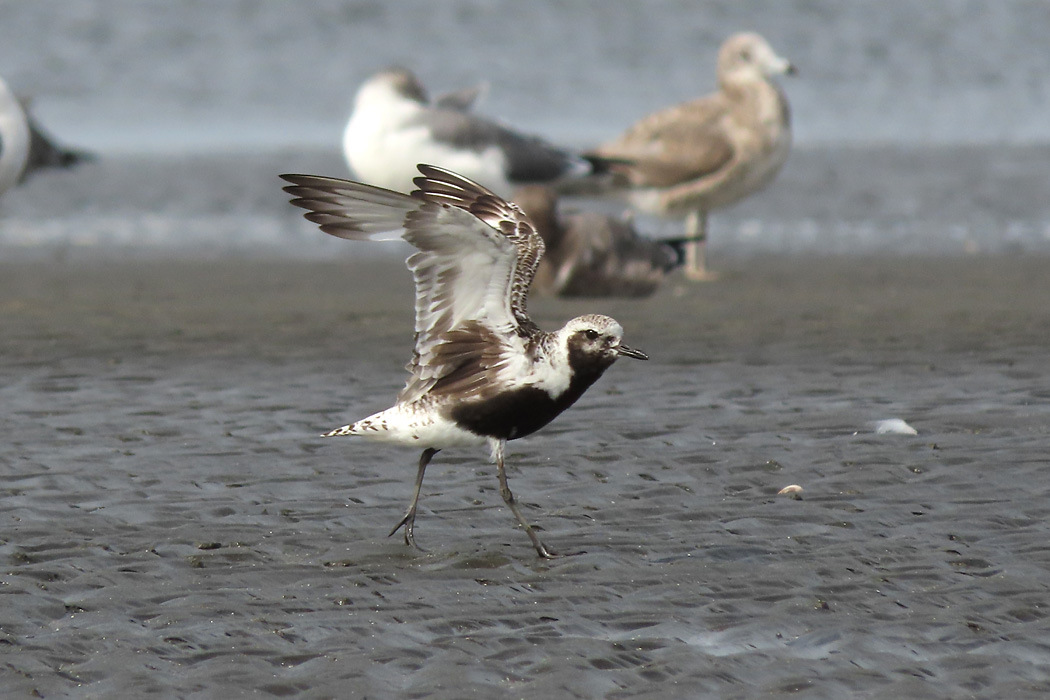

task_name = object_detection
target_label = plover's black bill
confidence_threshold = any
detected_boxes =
[617,344,648,360]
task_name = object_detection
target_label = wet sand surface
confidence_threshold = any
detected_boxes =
[2,256,1050,698]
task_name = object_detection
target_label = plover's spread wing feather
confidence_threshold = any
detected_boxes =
[412,165,544,332]
[282,166,545,404]
[414,320,519,401]
[282,174,418,241]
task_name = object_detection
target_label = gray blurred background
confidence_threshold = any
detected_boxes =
[1,0,1048,255]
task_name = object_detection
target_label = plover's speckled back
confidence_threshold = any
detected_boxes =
[282,164,648,558]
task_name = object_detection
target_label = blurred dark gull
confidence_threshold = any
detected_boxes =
[514,185,686,298]
[592,32,795,280]
[343,66,607,198]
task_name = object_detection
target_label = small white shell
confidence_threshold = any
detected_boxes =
[874,418,918,435]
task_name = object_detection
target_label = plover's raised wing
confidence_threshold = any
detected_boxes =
[281,174,417,241]
[410,164,544,329]
[282,165,545,403]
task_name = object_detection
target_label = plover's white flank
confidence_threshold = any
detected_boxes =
[592,32,795,280]
[342,66,607,198]
[282,164,648,558]
[0,76,93,200]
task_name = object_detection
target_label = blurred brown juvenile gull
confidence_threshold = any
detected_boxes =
[592,32,795,280]
[282,164,647,558]
[514,185,685,298]
[0,76,93,199]
[342,66,609,198]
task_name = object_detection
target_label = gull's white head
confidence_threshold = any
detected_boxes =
[353,66,429,112]
[718,32,796,86]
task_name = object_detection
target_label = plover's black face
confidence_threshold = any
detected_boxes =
[564,315,648,367]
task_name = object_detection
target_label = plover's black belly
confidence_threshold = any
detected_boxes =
[448,372,601,441]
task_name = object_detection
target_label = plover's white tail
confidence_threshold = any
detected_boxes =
[320,403,485,448]
[320,408,394,438]
[321,423,361,438]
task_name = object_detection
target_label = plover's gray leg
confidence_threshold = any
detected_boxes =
[492,440,555,559]
[389,447,439,551]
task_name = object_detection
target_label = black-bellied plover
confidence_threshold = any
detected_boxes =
[592,32,795,281]
[342,66,608,198]
[282,164,648,558]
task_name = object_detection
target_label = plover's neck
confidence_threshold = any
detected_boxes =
[445,328,619,442]
[528,328,616,403]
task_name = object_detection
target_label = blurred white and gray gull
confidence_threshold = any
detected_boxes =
[514,184,685,298]
[342,66,610,198]
[592,32,795,280]
[281,164,647,558]
[0,76,30,199]
[0,75,93,200]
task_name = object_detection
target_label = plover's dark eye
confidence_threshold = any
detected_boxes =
[584,329,599,341]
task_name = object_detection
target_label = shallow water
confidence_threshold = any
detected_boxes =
[2,256,1049,698]
[2,143,1049,257]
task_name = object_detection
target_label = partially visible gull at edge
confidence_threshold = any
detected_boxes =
[343,66,609,198]
[0,75,93,200]
[592,32,795,281]
[514,184,684,298]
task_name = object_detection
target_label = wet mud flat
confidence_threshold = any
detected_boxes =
[2,255,1049,698]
